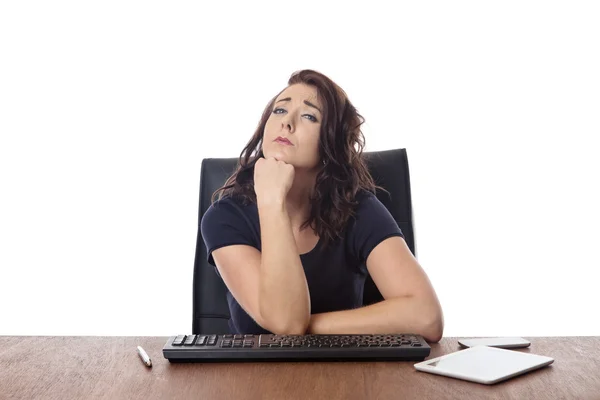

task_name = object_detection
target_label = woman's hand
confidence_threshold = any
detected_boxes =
[254,157,295,206]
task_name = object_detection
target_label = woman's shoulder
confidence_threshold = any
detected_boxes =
[207,194,239,207]
[347,189,398,230]
[203,194,259,224]
[201,194,260,240]
[207,194,255,211]
[342,190,378,231]
[344,189,404,262]
[355,189,377,201]
[200,195,261,264]
[353,189,382,214]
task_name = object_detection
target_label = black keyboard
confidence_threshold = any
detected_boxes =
[163,333,431,362]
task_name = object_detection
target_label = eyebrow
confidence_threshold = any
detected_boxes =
[275,97,322,114]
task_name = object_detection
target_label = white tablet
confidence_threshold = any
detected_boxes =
[414,345,554,385]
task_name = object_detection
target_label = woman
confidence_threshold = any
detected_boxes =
[201,69,444,342]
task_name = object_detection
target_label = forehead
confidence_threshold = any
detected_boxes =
[277,84,320,105]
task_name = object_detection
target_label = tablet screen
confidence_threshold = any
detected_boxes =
[417,346,553,383]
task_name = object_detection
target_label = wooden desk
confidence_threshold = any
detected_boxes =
[1,336,599,399]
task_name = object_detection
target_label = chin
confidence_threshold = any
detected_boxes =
[269,151,292,162]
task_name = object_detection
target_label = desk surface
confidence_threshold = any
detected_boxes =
[1,336,599,399]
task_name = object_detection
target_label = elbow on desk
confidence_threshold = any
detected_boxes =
[272,325,308,336]
[267,317,310,336]
[421,314,444,343]
[258,297,310,335]
[259,311,310,336]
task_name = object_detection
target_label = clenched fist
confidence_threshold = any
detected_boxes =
[254,157,295,206]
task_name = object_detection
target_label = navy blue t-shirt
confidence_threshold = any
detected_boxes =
[200,191,404,334]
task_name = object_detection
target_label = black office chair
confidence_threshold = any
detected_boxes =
[192,148,416,334]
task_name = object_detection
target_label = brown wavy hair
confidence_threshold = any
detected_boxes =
[211,69,385,248]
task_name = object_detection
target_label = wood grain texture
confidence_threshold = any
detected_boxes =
[1,336,599,400]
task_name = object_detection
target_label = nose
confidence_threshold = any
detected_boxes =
[281,115,294,132]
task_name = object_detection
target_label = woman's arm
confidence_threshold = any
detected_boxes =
[257,200,311,335]
[308,236,444,342]
[253,156,311,335]
[307,296,443,342]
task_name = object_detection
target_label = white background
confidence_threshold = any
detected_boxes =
[1,1,598,337]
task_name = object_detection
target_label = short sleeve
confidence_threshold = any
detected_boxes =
[200,197,259,270]
[348,192,405,271]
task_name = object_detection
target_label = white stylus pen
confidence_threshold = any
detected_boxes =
[137,346,152,367]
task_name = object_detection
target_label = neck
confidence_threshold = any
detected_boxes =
[285,170,317,232]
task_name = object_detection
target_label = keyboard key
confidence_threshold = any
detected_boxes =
[183,335,197,346]
[172,335,186,346]
[195,336,208,346]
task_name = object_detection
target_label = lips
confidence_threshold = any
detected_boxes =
[274,136,293,146]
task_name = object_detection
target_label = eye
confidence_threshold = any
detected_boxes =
[272,108,318,123]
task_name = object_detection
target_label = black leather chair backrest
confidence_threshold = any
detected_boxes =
[192,148,416,334]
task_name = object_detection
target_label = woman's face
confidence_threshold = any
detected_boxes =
[262,83,323,170]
